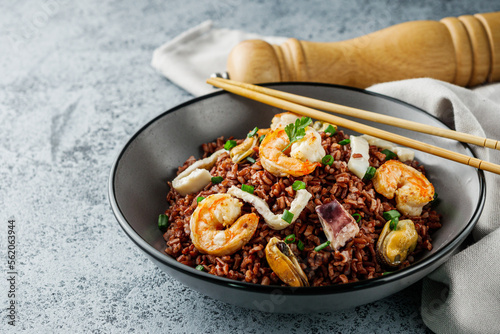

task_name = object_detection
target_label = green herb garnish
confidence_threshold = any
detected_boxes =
[224,140,237,150]
[282,117,312,152]
[259,134,266,143]
[281,209,294,224]
[381,149,397,160]
[211,176,223,184]
[363,166,376,180]
[292,180,306,190]
[352,213,361,223]
[241,184,254,194]
[196,196,205,203]
[338,138,351,145]
[195,265,205,271]
[246,156,256,164]
[248,127,259,138]
[325,124,337,136]
[158,214,169,231]
[297,240,305,251]
[383,210,401,230]
[322,155,334,166]
[284,234,296,244]
[314,240,331,252]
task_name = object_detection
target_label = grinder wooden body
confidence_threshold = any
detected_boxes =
[227,12,500,88]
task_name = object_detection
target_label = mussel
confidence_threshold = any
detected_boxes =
[376,219,418,267]
[230,136,258,163]
[265,237,309,287]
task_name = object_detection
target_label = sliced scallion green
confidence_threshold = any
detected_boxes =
[158,214,169,231]
[352,213,361,223]
[322,155,334,166]
[383,210,401,221]
[314,240,331,252]
[196,196,205,203]
[211,176,223,184]
[224,139,237,150]
[381,149,397,160]
[281,209,294,224]
[338,139,350,145]
[195,265,205,271]
[292,180,306,190]
[284,234,296,244]
[247,127,259,138]
[389,217,399,230]
[363,166,376,180]
[297,240,305,251]
[259,134,266,143]
[241,184,254,194]
[246,156,256,164]
[325,124,337,136]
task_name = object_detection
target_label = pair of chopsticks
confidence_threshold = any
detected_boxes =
[207,77,500,175]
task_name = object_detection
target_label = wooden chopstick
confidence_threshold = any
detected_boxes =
[210,78,500,151]
[207,77,500,175]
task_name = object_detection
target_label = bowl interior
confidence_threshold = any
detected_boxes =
[110,83,484,287]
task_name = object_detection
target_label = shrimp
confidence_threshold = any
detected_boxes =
[259,127,321,177]
[372,160,435,216]
[189,193,259,256]
[270,112,301,130]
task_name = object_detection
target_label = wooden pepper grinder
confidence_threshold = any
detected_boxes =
[226,12,500,88]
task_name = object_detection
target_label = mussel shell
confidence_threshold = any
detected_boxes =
[265,237,309,287]
[230,136,258,163]
[376,219,418,268]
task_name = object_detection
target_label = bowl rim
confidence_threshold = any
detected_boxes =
[108,82,486,295]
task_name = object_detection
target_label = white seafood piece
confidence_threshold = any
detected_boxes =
[315,199,360,250]
[270,112,301,130]
[172,149,225,196]
[360,134,414,162]
[290,127,325,164]
[347,135,370,179]
[227,186,312,230]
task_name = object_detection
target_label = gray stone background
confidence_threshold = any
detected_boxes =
[1,0,499,333]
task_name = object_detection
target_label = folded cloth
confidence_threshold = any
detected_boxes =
[152,22,500,333]
[151,20,286,96]
[369,79,500,334]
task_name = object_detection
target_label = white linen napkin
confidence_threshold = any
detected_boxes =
[152,22,500,333]
[151,20,286,96]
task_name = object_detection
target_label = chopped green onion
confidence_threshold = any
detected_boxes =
[224,139,237,150]
[158,214,169,231]
[381,149,397,160]
[389,217,399,230]
[325,124,337,136]
[322,155,334,166]
[246,156,256,164]
[363,166,377,180]
[382,271,393,276]
[196,196,205,203]
[284,234,296,244]
[247,127,259,138]
[259,134,266,143]
[352,213,361,223]
[281,209,294,224]
[211,176,223,184]
[195,265,205,271]
[314,240,331,252]
[383,210,401,221]
[297,240,305,251]
[241,184,254,194]
[292,180,306,190]
[338,139,351,145]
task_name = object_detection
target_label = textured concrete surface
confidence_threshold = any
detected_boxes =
[1,1,499,333]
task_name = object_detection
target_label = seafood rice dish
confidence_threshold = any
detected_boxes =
[160,112,441,287]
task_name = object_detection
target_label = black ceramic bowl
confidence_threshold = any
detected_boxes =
[109,83,485,313]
